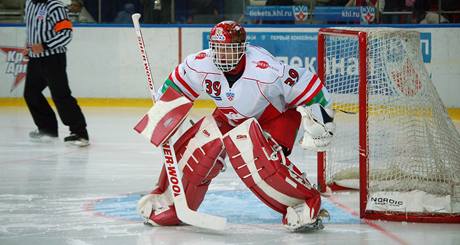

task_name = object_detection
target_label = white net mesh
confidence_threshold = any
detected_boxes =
[321,29,460,214]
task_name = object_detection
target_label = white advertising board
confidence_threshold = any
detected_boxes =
[0,25,459,107]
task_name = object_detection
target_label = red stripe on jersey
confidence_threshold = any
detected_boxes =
[167,73,193,101]
[288,74,318,107]
[298,82,324,106]
[174,66,199,98]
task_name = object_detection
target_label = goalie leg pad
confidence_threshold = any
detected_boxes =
[223,118,321,216]
[138,116,225,226]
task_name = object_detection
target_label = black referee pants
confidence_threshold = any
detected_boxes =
[24,52,87,137]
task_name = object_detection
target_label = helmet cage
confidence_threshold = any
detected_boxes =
[209,41,248,72]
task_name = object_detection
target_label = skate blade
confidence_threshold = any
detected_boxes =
[291,219,324,233]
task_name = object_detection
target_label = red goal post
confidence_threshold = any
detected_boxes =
[316,28,460,223]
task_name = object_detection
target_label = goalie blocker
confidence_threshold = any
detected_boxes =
[138,104,327,231]
[134,87,193,147]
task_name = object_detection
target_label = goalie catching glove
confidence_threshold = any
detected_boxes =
[296,104,335,152]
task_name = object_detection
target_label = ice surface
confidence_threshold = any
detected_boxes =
[1,107,459,245]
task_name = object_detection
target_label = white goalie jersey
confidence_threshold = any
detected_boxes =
[162,45,330,126]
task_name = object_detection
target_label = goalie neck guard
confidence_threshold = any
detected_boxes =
[209,20,247,72]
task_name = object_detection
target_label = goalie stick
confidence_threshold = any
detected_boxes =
[131,13,226,231]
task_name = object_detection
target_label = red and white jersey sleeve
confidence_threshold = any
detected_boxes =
[165,52,211,101]
[245,46,329,111]
[278,64,326,108]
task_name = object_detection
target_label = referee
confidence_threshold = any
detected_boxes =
[23,0,89,146]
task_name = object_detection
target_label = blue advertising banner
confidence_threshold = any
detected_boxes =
[202,31,432,73]
[245,5,308,21]
[203,32,318,72]
[313,6,376,23]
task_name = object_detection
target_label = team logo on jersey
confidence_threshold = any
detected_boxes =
[195,52,206,60]
[37,9,46,21]
[0,46,28,92]
[219,107,248,125]
[210,28,226,42]
[226,91,235,101]
[255,61,269,69]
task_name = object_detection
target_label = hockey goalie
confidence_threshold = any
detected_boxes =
[135,20,335,232]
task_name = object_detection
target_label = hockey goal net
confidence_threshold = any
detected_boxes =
[317,28,460,222]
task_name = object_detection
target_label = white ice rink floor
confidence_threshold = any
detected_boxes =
[1,106,460,245]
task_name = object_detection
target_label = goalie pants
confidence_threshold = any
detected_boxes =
[24,53,87,136]
[213,107,302,154]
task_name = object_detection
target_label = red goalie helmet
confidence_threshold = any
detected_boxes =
[209,21,247,72]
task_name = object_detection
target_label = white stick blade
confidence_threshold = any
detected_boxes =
[175,196,227,231]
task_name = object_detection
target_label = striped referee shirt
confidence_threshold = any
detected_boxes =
[24,0,73,58]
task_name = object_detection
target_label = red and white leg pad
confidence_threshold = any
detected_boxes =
[137,116,225,226]
[222,118,322,229]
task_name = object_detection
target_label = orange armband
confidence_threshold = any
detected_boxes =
[54,19,72,32]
